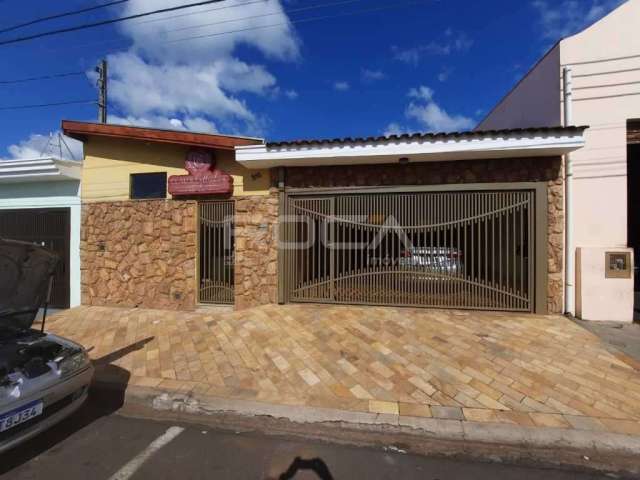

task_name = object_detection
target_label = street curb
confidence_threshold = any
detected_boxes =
[93,380,640,458]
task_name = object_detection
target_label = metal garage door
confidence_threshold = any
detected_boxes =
[0,208,70,308]
[281,190,536,312]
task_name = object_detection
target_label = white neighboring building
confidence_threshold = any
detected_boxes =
[478,0,640,322]
[0,158,81,308]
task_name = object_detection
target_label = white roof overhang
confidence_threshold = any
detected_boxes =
[235,127,587,169]
[0,157,81,184]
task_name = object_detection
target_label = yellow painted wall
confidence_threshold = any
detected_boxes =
[82,136,271,202]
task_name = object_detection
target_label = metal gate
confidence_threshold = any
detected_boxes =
[0,208,70,308]
[198,201,234,304]
[281,190,536,312]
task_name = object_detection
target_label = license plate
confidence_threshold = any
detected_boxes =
[0,400,44,432]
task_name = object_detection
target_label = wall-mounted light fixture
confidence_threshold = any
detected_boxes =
[398,157,410,164]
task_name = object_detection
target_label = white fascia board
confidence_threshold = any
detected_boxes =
[235,132,585,169]
[0,157,81,183]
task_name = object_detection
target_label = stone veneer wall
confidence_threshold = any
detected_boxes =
[81,200,197,310]
[283,157,564,313]
[234,193,279,309]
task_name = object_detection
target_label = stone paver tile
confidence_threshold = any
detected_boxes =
[298,368,321,387]
[398,402,432,418]
[370,361,395,379]
[599,418,640,436]
[431,405,464,421]
[369,400,399,415]
[495,411,536,427]
[329,383,354,399]
[563,415,608,431]
[529,413,571,429]
[408,376,437,396]
[469,379,504,401]
[350,384,374,400]
[490,380,525,402]
[463,408,499,423]
[521,396,556,414]
[474,393,509,411]
[453,392,484,408]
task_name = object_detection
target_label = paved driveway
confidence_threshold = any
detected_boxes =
[46,304,640,436]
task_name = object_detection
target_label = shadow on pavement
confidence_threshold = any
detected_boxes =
[269,457,335,480]
[0,337,153,473]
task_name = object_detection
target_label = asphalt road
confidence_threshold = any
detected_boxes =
[0,397,627,480]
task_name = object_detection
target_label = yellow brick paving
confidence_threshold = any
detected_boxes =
[47,304,640,436]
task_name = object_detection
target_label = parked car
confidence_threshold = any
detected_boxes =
[398,247,464,276]
[0,238,93,453]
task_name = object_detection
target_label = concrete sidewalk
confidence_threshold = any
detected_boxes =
[46,304,640,456]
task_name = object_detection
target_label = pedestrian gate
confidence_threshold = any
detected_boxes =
[281,190,536,312]
[198,201,234,304]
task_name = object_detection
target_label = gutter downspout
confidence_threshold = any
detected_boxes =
[563,66,574,315]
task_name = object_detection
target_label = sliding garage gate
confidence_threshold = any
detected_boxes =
[0,208,71,308]
[281,188,545,313]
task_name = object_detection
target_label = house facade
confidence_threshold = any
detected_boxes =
[478,0,640,321]
[0,157,82,308]
[63,120,585,315]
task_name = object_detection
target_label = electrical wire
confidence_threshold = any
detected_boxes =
[0,71,85,85]
[0,0,129,34]
[40,0,364,53]
[0,0,229,47]
[0,99,95,110]
[40,0,428,56]
[165,2,427,46]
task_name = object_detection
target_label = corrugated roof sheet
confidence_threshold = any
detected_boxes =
[266,125,588,148]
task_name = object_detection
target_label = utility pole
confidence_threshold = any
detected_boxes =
[96,59,107,123]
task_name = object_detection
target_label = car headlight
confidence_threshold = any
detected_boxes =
[58,350,91,377]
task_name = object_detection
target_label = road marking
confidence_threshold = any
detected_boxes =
[108,426,185,480]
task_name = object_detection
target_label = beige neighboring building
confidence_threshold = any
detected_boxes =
[478,0,640,322]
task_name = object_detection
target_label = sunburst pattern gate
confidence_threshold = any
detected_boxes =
[198,201,234,304]
[281,190,535,312]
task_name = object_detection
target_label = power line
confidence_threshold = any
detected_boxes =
[166,2,425,46]
[46,0,363,52]
[0,70,85,85]
[133,0,265,26]
[0,99,95,110]
[163,0,361,35]
[0,0,229,47]
[0,0,129,34]
[41,0,427,56]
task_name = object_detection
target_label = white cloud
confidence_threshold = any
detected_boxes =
[392,30,473,66]
[438,67,453,82]
[284,89,299,99]
[387,86,474,134]
[108,114,218,133]
[120,0,300,63]
[383,122,408,136]
[408,86,435,102]
[362,69,385,82]
[2,132,83,161]
[531,0,625,40]
[333,81,350,91]
[99,0,300,135]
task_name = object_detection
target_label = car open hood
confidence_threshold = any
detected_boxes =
[0,238,59,332]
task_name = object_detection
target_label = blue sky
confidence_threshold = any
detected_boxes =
[0,0,626,159]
